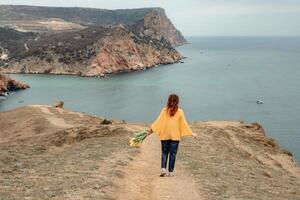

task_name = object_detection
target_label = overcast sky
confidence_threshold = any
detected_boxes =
[1,0,300,36]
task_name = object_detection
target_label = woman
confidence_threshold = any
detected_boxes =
[148,94,196,177]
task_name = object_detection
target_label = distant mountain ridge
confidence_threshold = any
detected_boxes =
[0,5,187,46]
[0,5,159,24]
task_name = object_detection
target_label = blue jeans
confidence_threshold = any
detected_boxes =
[161,140,179,172]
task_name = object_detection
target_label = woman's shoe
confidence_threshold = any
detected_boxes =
[169,172,174,177]
[160,168,167,177]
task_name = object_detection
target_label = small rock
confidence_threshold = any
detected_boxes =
[99,73,105,77]
[15,162,22,168]
[101,119,112,125]
[282,149,293,156]
[262,171,272,178]
[93,184,102,190]
[54,100,64,108]
[46,191,56,197]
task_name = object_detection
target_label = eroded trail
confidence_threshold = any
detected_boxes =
[117,134,205,200]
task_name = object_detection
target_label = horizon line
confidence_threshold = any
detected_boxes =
[185,35,300,37]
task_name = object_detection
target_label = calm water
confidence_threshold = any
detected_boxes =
[1,37,300,163]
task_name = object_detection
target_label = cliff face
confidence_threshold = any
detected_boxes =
[0,27,182,76]
[87,28,182,75]
[0,74,29,95]
[0,5,187,46]
[128,8,187,46]
[0,106,299,199]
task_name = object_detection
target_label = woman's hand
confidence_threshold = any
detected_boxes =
[192,133,197,138]
[148,128,153,134]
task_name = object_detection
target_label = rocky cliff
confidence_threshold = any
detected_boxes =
[0,106,299,199]
[0,5,187,46]
[127,8,187,46]
[0,5,186,76]
[0,74,29,95]
[0,26,182,76]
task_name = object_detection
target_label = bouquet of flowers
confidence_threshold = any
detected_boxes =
[129,130,150,147]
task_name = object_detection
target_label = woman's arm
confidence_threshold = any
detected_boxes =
[150,108,165,134]
[179,110,194,137]
[148,128,153,134]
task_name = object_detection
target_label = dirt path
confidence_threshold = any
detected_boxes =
[29,105,73,128]
[117,134,206,200]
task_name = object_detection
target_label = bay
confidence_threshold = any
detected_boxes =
[1,36,300,163]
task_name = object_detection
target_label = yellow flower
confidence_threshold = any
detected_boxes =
[129,130,149,148]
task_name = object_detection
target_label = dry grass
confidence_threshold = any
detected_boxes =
[1,107,299,199]
[178,122,300,200]
[0,106,139,199]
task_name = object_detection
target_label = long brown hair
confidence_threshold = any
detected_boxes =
[167,94,179,117]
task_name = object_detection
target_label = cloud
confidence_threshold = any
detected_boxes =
[178,3,300,16]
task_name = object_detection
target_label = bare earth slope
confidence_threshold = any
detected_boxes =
[0,106,299,199]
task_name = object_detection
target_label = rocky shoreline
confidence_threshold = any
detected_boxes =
[0,74,29,96]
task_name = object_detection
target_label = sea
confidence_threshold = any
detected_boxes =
[1,36,300,163]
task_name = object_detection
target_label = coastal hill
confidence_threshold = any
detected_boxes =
[0,105,299,199]
[0,26,182,76]
[0,5,187,46]
[0,5,186,76]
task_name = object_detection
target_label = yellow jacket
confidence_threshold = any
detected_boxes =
[151,107,193,141]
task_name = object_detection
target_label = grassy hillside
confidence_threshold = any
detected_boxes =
[0,106,299,199]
